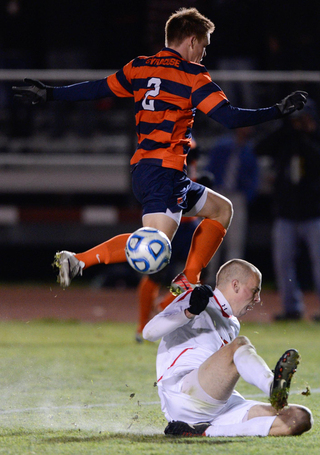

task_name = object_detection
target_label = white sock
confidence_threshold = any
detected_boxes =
[233,344,273,396]
[205,416,276,437]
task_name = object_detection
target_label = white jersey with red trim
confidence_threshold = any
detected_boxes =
[143,288,240,384]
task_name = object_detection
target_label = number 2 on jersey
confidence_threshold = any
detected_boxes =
[142,77,161,111]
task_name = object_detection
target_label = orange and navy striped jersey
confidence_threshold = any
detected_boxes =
[106,48,228,172]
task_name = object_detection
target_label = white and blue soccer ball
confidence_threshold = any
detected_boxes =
[125,227,172,274]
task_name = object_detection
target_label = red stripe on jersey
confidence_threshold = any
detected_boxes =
[213,294,231,318]
[157,347,194,382]
[176,289,193,302]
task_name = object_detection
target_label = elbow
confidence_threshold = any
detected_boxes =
[142,327,159,342]
[212,117,237,129]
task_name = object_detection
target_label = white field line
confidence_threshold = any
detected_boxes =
[0,389,317,416]
[0,401,160,415]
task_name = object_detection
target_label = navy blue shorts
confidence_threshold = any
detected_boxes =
[131,163,206,216]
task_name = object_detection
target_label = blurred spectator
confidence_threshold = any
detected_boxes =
[205,127,259,276]
[255,101,320,321]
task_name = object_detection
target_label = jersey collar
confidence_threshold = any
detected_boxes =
[161,47,183,59]
[213,288,233,318]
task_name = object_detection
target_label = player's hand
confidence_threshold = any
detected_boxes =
[276,91,308,116]
[12,78,51,104]
[187,285,213,316]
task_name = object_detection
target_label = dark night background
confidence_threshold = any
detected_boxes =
[1,0,319,71]
[0,0,319,287]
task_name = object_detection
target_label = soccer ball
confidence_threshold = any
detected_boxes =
[125,227,172,274]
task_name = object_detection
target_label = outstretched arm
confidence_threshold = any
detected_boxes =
[52,79,115,101]
[209,91,308,129]
[12,78,115,104]
[13,61,135,104]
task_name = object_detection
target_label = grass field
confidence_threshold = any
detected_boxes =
[0,319,319,454]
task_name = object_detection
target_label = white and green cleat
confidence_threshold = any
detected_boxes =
[53,251,84,288]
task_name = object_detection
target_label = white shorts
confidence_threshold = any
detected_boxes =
[158,368,275,436]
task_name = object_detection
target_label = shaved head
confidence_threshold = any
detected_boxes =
[216,259,261,288]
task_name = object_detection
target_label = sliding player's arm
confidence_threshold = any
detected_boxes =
[143,285,213,342]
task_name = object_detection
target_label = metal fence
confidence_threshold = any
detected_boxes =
[1,69,319,193]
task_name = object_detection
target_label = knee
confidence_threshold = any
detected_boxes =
[284,406,313,435]
[220,197,233,229]
[207,194,233,229]
[291,406,313,435]
[230,336,253,356]
[234,335,252,349]
[301,408,313,433]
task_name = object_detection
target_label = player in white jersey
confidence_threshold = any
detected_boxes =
[143,259,312,437]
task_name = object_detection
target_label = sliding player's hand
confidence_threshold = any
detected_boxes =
[188,285,213,316]
[12,79,51,104]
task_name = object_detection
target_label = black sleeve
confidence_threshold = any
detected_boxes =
[208,103,281,129]
[52,79,116,101]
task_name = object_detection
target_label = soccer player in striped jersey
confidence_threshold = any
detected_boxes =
[13,7,308,292]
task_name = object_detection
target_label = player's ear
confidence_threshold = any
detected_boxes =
[231,279,239,293]
[186,35,196,49]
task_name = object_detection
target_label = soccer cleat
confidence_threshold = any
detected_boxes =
[164,420,210,437]
[53,251,84,288]
[170,273,196,296]
[269,349,300,411]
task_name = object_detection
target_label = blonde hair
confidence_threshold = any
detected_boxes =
[216,259,261,287]
[165,7,215,47]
